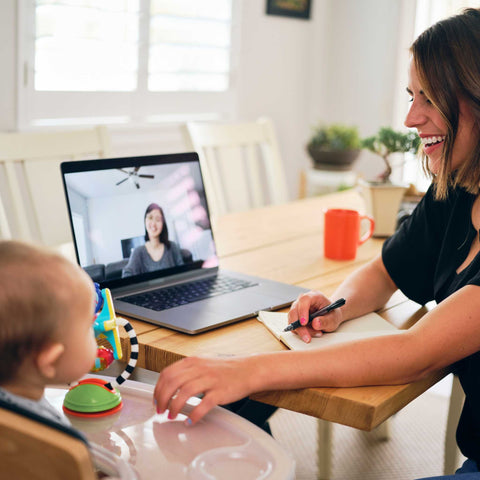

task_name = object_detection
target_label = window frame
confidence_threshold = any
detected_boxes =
[17,0,240,129]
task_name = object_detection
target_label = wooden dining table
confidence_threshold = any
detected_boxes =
[119,188,447,436]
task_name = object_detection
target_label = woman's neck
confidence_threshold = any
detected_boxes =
[146,238,165,262]
[148,237,162,248]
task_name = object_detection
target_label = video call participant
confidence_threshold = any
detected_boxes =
[122,203,184,277]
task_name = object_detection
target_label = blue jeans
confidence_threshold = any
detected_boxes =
[418,459,480,479]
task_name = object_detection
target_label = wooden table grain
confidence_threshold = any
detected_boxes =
[119,189,444,431]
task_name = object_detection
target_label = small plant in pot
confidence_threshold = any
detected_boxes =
[361,127,421,183]
[307,123,362,171]
[359,126,421,237]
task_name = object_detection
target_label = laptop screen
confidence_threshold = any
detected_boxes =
[61,153,218,288]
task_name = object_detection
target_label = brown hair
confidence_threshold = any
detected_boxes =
[0,241,80,384]
[411,8,480,199]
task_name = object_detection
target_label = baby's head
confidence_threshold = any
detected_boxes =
[0,241,97,394]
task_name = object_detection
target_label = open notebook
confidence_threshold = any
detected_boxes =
[257,310,402,350]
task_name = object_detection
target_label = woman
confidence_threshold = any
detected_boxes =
[153,9,480,477]
[122,203,184,277]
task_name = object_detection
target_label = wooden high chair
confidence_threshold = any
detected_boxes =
[0,406,97,480]
[0,400,138,480]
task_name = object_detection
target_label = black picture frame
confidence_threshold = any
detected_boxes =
[266,0,312,20]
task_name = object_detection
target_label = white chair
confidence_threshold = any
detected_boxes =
[0,126,111,252]
[185,117,289,219]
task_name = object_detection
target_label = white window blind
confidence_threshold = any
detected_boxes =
[35,0,140,92]
[148,0,232,92]
[18,0,236,127]
[414,0,480,38]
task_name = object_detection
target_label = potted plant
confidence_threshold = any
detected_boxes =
[359,127,421,237]
[306,123,362,171]
[361,127,421,183]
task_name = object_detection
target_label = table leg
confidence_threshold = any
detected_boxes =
[317,419,333,480]
[444,375,464,475]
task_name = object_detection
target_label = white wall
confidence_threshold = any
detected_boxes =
[308,0,403,179]
[0,0,406,196]
[235,0,405,187]
[234,1,314,196]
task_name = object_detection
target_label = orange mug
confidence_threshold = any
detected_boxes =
[324,209,375,260]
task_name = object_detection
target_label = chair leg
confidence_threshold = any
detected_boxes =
[317,419,333,480]
[444,375,465,475]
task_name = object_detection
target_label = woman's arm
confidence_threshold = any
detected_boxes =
[121,247,143,277]
[289,255,398,342]
[154,284,480,425]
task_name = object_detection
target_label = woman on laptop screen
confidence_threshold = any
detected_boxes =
[122,203,185,277]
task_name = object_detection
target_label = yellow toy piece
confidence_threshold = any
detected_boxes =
[93,288,123,361]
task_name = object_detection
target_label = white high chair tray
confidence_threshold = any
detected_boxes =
[45,375,295,480]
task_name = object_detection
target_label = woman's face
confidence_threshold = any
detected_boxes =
[145,208,164,240]
[404,61,477,175]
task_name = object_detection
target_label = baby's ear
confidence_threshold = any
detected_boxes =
[36,343,65,379]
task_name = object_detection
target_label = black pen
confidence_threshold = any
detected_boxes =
[283,298,346,332]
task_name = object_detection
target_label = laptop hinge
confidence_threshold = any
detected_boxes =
[111,267,219,297]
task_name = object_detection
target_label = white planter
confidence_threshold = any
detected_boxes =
[359,180,408,237]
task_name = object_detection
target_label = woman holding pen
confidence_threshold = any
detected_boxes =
[154,9,480,478]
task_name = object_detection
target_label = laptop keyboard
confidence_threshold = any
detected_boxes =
[119,274,258,312]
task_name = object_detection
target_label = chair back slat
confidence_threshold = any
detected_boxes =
[0,125,111,247]
[186,118,289,219]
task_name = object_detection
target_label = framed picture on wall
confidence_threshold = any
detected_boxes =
[266,0,312,20]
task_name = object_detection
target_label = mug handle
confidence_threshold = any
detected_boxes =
[358,215,375,245]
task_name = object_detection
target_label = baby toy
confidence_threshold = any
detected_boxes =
[63,283,138,417]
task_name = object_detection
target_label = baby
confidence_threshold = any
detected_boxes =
[0,240,133,477]
[0,240,97,423]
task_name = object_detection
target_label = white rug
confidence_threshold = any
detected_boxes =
[269,391,465,480]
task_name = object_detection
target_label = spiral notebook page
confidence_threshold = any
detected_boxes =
[257,311,401,350]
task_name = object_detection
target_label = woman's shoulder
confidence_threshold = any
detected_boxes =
[167,241,181,251]
[131,244,148,258]
[425,183,473,204]
[417,183,470,218]
[165,241,185,263]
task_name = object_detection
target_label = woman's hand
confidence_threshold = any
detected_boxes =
[287,290,344,343]
[153,355,257,426]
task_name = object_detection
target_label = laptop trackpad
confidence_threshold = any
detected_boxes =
[205,289,289,316]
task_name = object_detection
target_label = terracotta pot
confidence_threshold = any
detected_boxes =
[307,146,361,171]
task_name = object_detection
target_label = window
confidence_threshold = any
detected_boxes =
[413,0,479,38]
[148,0,232,92]
[18,0,237,127]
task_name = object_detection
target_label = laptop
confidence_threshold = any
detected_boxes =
[61,153,308,334]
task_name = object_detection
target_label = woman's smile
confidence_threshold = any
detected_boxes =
[420,134,445,157]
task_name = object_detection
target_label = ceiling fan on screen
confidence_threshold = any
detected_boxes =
[116,167,155,189]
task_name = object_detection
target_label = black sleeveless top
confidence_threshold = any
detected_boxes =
[382,184,480,463]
